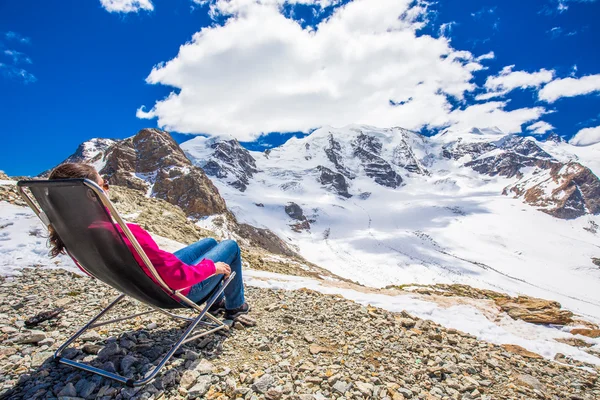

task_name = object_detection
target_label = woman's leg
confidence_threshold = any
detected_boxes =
[196,239,245,310]
[173,238,218,265]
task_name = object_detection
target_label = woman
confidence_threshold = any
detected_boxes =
[47,163,249,319]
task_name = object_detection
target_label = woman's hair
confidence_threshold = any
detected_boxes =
[47,163,99,257]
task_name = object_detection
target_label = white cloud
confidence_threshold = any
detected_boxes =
[4,50,32,65]
[0,62,36,84]
[539,74,600,103]
[476,65,555,100]
[138,0,543,140]
[4,31,30,45]
[444,101,546,134]
[527,120,554,134]
[569,125,600,146]
[99,0,154,13]
[475,51,495,62]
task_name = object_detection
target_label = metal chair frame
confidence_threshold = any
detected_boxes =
[17,179,234,387]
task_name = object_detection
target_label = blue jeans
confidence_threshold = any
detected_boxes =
[173,238,245,309]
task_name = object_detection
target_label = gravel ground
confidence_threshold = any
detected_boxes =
[0,269,598,400]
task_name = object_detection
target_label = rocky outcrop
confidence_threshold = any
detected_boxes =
[284,202,310,232]
[495,296,573,325]
[199,140,258,192]
[391,139,428,175]
[315,166,351,198]
[0,171,10,180]
[441,139,496,161]
[324,134,354,179]
[505,162,600,219]
[285,202,305,221]
[352,134,402,189]
[52,129,228,218]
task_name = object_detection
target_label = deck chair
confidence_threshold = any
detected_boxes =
[17,178,235,387]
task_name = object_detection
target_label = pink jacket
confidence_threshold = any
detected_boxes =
[118,223,216,295]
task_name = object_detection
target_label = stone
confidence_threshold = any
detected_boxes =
[501,344,543,359]
[397,318,416,328]
[15,329,46,344]
[355,381,374,396]
[57,383,77,397]
[79,330,101,342]
[515,374,545,392]
[309,344,334,355]
[75,379,97,398]
[252,374,275,394]
[495,296,573,325]
[31,351,54,367]
[332,381,351,394]
[570,328,600,338]
[82,344,102,355]
[397,388,413,398]
[120,355,137,373]
[188,375,212,399]
[180,370,200,390]
[193,359,214,375]
[97,342,120,361]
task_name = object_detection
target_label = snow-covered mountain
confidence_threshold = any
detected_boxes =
[181,125,600,322]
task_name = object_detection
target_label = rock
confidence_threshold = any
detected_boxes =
[146,322,158,330]
[75,379,97,398]
[570,328,600,338]
[188,375,211,399]
[397,318,416,328]
[332,380,351,394]
[31,350,53,367]
[57,383,77,397]
[495,296,573,325]
[97,342,121,361]
[285,203,305,221]
[309,344,334,355]
[397,388,413,398]
[252,374,275,394]
[120,355,137,373]
[193,359,215,375]
[266,387,283,400]
[82,344,102,355]
[15,330,46,344]
[180,370,200,390]
[501,344,543,359]
[79,330,101,342]
[515,374,545,392]
[355,381,373,396]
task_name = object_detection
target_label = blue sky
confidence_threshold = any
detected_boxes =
[1,0,599,176]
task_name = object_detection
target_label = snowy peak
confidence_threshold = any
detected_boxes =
[52,129,227,218]
[505,161,600,219]
[182,137,258,192]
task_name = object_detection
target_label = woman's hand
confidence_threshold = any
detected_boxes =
[215,261,231,277]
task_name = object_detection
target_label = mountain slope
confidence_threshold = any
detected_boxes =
[182,125,600,323]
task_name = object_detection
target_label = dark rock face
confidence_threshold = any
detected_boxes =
[285,202,305,221]
[201,140,258,192]
[324,134,354,179]
[354,133,382,155]
[391,137,428,175]
[442,139,496,161]
[284,202,310,232]
[466,153,553,179]
[464,137,553,179]
[54,128,228,218]
[507,162,600,219]
[234,222,297,256]
[352,135,402,188]
[152,167,227,218]
[545,133,565,144]
[316,166,351,198]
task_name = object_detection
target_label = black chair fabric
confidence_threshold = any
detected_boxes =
[18,179,184,309]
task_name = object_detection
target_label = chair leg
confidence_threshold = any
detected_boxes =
[52,273,236,387]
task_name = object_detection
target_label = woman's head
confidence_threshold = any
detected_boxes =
[48,163,108,190]
[47,163,108,257]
